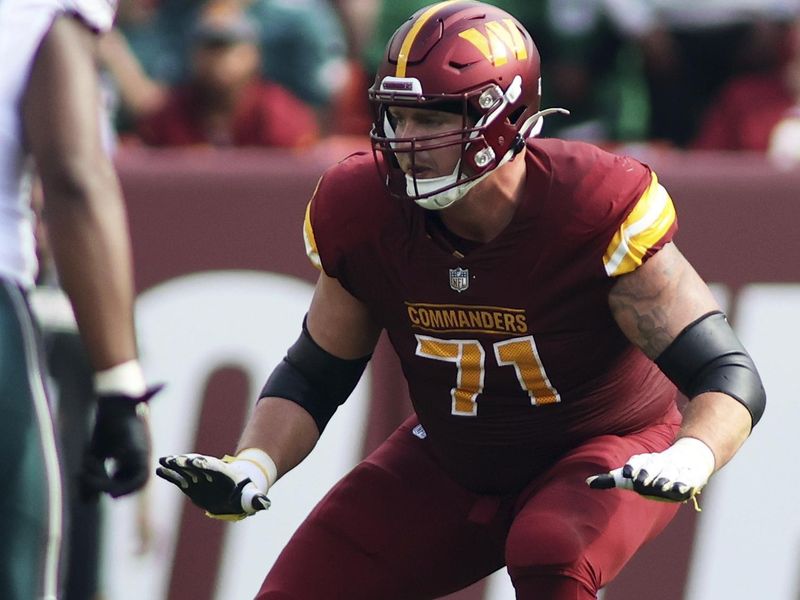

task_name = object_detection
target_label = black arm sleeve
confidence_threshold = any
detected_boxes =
[655,311,766,428]
[259,317,371,434]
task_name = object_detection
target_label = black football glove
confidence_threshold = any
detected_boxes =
[82,385,161,498]
[156,454,271,521]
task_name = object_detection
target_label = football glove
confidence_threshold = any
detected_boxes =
[156,452,272,521]
[82,385,161,498]
[586,437,716,504]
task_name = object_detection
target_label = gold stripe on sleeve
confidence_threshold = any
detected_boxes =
[303,199,322,271]
[603,173,676,277]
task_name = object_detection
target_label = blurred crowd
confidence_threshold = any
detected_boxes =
[100,0,800,162]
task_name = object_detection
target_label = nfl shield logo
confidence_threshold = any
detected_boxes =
[449,267,469,293]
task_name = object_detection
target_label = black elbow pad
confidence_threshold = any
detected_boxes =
[656,311,766,428]
[260,317,370,434]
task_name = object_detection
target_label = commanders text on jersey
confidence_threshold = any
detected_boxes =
[406,302,528,335]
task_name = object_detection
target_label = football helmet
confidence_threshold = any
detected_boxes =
[369,0,566,209]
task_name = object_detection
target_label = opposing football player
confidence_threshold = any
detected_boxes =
[158,2,764,598]
[0,1,159,598]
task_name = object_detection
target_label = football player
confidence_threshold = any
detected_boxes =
[0,2,159,598]
[158,2,765,598]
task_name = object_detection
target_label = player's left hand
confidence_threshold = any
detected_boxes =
[586,437,716,503]
[82,385,162,499]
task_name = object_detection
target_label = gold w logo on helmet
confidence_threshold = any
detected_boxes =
[458,19,528,67]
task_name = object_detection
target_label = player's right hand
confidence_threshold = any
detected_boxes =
[156,454,270,521]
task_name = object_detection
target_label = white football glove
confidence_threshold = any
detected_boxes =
[156,449,276,521]
[586,437,716,504]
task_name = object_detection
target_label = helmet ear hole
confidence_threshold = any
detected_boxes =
[508,105,527,125]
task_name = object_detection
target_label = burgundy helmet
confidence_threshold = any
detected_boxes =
[369,0,559,209]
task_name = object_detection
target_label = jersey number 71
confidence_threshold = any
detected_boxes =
[415,334,561,416]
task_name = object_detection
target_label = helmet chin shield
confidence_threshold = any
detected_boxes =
[405,151,513,210]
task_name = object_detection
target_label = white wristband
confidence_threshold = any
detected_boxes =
[232,448,278,492]
[94,359,147,397]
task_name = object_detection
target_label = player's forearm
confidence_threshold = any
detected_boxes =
[236,397,321,482]
[23,16,139,371]
[44,166,138,371]
[677,391,752,471]
[98,28,167,117]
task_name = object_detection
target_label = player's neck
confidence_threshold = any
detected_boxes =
[438,153,526,244]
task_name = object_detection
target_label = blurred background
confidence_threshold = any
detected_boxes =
[99,0,800,157]
[38,1,800,599]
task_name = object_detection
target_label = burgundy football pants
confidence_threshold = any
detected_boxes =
[257,413,680,600]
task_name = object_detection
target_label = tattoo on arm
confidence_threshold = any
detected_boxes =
[608,249,684,359]
[610,244,721,360]
[609,289,673,358]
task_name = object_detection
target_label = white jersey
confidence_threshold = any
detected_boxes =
[0,0,115,289]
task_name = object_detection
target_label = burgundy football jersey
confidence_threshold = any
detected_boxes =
[304,139,680,493]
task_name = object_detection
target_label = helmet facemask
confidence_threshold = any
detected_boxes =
[370,76,536,210]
